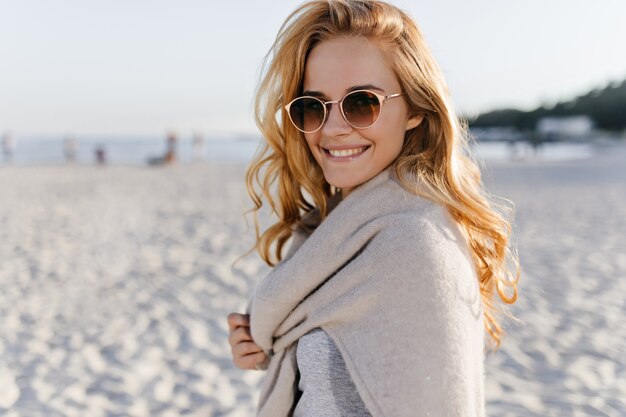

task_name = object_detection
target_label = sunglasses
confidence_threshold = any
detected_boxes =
[284,89,405,133]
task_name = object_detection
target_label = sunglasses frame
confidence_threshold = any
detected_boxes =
[284,89,405,134]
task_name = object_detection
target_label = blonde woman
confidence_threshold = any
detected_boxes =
[227,1,519,416]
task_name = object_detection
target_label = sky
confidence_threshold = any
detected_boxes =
[1,0,625,137]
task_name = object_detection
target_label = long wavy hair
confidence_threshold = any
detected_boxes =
[242,0,520,351]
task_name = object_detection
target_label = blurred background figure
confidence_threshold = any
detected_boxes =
[164,132,177,164]
[95,144,107,166]
[64,136,77,164]
[192,132,205,162]
[2,131,16,163]
[147,131,178,166]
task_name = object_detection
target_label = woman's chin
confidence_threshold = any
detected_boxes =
[324,176,362,192]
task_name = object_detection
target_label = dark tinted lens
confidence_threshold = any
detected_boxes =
[289,97,325,132]
[342,91,380,128]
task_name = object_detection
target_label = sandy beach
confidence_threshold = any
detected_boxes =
[0,140,625,416]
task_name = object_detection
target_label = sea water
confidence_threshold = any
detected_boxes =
[0,135,597,166]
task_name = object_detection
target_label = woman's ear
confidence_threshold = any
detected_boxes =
[405,113,424,131]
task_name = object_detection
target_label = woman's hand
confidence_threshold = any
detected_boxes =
[227,313,268,370]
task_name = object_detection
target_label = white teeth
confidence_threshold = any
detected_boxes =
[327,146,367,157]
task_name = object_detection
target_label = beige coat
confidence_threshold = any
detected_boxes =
[246,166,486,417]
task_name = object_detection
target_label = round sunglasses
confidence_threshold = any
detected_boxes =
[284,89,405,133]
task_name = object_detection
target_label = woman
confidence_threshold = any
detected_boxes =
[227,1,519,416]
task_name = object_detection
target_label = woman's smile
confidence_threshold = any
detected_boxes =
[321,144,371,161]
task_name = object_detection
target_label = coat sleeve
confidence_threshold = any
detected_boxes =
[244,226,310,371]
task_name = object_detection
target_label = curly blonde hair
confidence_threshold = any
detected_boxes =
[242,0,520,351]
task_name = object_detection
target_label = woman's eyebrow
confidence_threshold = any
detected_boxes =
[301,90,326,97]
[347,84,384,93]
[301,84,385,98]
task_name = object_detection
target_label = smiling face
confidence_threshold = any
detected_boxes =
[301,36,423,197]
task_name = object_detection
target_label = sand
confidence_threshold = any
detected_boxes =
[0,140,624,416]
[480,140,626,417]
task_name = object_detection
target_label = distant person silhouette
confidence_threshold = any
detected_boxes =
[95,144,107,165]
[64,136,77,163]
[192,132,205,161]
[147,132,178,166]
[165,132,177,164]
[2,132,15,163]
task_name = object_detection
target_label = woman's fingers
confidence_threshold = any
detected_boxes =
[237,351,268,370]
[227,312,250,331]
[228,325,253,346]
[233,341,263,357]
[227,312,267,370]
[232,342,267,370]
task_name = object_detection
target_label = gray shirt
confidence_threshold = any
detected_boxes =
[293,327,372,417]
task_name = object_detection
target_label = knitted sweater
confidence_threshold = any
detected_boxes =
[246,165,486,417]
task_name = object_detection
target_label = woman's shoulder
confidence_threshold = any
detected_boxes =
[379,194,473,269]
[376,196,480,308]
[387,190,460,238]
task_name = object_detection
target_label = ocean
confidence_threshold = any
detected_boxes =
[0,135,597,166]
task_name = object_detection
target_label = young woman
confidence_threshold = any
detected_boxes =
[228,1,519,416]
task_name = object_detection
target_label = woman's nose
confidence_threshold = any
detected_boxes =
[322,103,352,136]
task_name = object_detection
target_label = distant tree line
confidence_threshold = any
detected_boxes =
[467,78,626,132]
